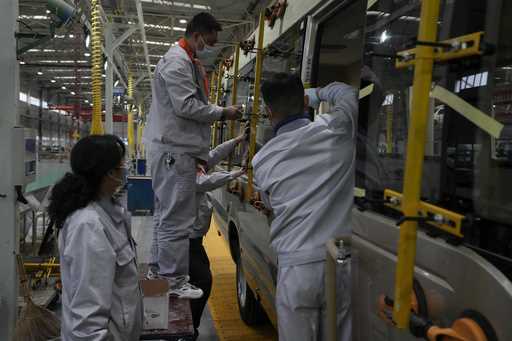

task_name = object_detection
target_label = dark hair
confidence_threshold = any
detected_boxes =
[261,73,305,117]
[48,134,125,229]
[185,12,222,37]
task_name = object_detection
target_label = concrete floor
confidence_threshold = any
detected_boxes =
[132,215,219,341]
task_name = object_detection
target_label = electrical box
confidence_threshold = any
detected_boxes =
[12,127,37,186]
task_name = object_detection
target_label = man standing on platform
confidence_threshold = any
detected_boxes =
[145,12,241,299]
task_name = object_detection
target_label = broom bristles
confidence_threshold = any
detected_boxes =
[14,299,60,341]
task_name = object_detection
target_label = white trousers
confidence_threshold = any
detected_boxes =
[149,150,196,277]
[276,260,351,341]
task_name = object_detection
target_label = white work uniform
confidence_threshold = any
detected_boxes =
[59,198,143,341]
[145,42,223,278]
[252,82,357,341]
[150,138,240,263]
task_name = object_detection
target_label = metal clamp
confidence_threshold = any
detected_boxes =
[396,31,485,69]
[384,189,465,238]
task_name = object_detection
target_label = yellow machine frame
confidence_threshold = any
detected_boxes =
[390,0,484,328]
[228,44,241,170]
[246,11,265,201]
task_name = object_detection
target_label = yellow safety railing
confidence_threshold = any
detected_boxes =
[392,0,440,328]
[228,44,241,170]
[246,11,265,200]
[212,64,224,147]
[90,0,104,135]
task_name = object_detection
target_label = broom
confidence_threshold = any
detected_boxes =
[14,254,60,341]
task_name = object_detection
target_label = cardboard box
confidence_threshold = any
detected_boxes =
[141,279,169,330]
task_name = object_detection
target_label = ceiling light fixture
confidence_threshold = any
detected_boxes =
[380,30,390,43]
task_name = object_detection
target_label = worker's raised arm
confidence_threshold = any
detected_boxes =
[196,170,244,192]
[207,131,246,168]
[62,219,116,341]
[207,139,238,168]
[310,82,358,135]
[161,58,223,123]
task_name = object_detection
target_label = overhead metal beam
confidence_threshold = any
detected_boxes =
[135,0,153,88]
[112,26,138,50]
[134,74,146,87]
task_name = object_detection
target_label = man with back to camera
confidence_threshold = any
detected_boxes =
[144,12,242,298]
[252,73,357,340]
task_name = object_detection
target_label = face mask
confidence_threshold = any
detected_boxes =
[108,166,128,191]
[196,35,215,60]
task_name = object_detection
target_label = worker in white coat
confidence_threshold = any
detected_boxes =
[148,133,246,339]
[144,12,242,298]
[49,135,143,341]
[252,73,357,341]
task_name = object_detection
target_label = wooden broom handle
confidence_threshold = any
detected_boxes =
[16,254,32,302]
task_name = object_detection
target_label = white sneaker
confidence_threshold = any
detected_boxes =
[169,280,203,299]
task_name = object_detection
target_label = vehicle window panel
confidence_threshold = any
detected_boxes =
[358,0,512,277]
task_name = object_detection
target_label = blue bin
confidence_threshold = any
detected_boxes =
[136,159,147,175]
[127,176,154,214]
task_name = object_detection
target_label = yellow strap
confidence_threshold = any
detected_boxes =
[367,0,378,10]
[359,83,374,99]
[430,85,504,139]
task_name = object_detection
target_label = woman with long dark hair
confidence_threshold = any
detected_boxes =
[49,134,143,341]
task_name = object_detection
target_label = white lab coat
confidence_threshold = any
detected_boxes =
[252,82,357,341]
[59,198,143,341]
[145,42,222,279]
[145,43,223,160]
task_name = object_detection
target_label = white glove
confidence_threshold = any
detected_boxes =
[305,88,320,110]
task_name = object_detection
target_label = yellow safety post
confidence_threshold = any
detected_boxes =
[228,44,241,170]
[246,11,265,200]
[209,71,216,103]
[392,0,440,328]
[213,64,224,146]
[127,73,135,159]
[90,0,104,135]
[215,63,224,105]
